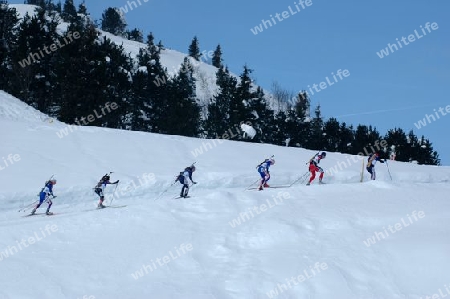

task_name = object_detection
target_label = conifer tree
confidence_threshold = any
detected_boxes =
[9,7,59,113]
[271,110,289,146]
[337,122,354,154]
[55,20,100,123]
[127,28,143,42]
[61,0,77,22]
[0,1,19,90]
[212,44,223,68]
[132,34,168,133]
[77,1,87,16]
[283,107,303,147]
[308,104,326,150]
[247,86,274,142]
[163,57,201,136]
[96,37,133,128]
[351,125,369,154]
[129,46,153,131]
[146,32,157,51]
[25,0,45,8]
[295,91,310,121]
[188,36,201,61]
[416,136,440,165]
[232,65,255,131]
[203,66,236,138]
[101,7,126,37]
[54,1,62,13]
[157,40,164,51]
[323,118,340,152]
[293,91,312,148]
[129,54,149,131]
[384,128,408,161]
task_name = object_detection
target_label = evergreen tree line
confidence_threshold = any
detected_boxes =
[0,1,440,165]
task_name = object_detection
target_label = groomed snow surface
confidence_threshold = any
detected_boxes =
[1,90,450,299]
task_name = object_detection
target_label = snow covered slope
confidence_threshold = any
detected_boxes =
[9,4,259,107]
[1,92,450,299]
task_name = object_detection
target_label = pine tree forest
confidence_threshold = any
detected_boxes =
[0,0,440,165]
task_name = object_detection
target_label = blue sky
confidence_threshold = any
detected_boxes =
[10,0,450,165]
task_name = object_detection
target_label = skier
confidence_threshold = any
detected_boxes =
[307,152,326,186]
[366,152,385,180]
[175,165,197,198]
[95,174,119,208]
[257,158,275,190]
[31,179,57,215]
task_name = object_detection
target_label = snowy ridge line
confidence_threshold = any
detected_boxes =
[9,4,274,111]
[0,90,54,123]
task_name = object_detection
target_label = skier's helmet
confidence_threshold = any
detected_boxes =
[186,166,195,172]
[321,152,326,158]
[269,158,275,165]
[103,175,110,181]
[49,179,57,184]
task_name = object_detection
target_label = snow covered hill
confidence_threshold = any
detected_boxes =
[10,4,274,110]
[1,90,450,299]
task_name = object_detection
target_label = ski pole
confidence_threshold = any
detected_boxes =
[45,194,56,204]
[155,181,177,200]
[18,200,38,212]
[385,160,393,181]
[289,171,310,187]
[245,178,260,190]
[110,181,119,206]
